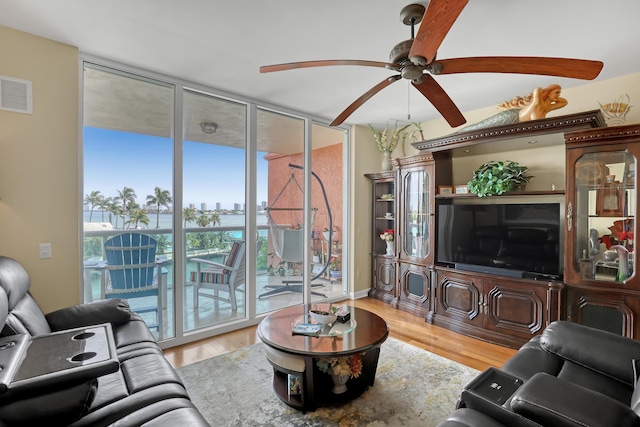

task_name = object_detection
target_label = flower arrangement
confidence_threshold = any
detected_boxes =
[599,219,634,252]
[316,353,364,378]
[380,229,394,242]
[368,121,411,153]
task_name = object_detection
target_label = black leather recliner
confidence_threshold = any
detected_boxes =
[0,256,210,427]
[438,321,640,427]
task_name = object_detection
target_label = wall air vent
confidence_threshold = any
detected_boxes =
[0,75,32,114]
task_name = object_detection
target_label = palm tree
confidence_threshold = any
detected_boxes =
[108,201,123,228]
[155,234,170,254]
[126,208,150,229]
[195,214,211,228]
[210,212,221,227]
[84,190,102,222]
[146,187,172,228]
[123,201,139,229]
[183,207,197,227]
[116,186,136,227]
[96,195,112,222]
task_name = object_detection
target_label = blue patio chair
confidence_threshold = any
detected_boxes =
[103,232,164,336]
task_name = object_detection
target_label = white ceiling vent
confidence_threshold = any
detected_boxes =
[0,75,32,114]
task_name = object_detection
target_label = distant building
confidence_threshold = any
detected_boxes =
[216,202,221,211]
[188,203,195,209]
[234,203,242,211]
[261,201,267,210]
[201,202,207,212]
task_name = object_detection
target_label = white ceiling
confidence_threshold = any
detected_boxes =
[2,0,640,129]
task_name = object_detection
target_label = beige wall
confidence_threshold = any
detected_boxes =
[0,26,79,312]
[349,125,381,295]
[3,23,640,308]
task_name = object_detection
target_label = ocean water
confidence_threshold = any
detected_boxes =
[83,211,267,229]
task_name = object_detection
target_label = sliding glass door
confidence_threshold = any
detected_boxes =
[182,89,248,332]
[82,57,349,346]
[82,63,175,339]
[255,110,347,314]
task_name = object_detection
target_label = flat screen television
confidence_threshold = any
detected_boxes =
[436,201,562,280]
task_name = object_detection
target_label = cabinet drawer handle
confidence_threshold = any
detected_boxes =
[566,201,573,232]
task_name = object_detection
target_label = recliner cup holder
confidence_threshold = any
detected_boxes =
[72,332,95,340]
[69,352,97,362]
[0,341,16,351]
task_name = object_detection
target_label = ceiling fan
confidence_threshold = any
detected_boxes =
[260,0,603,128]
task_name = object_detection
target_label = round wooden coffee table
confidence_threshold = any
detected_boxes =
[258,304,389,411]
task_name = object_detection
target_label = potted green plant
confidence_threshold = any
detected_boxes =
[329,257,342,279]
[467,160,533,197]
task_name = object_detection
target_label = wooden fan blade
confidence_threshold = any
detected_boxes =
[408,0,469,65]
[412,75,466,127]
[260,59,396,73]
[329,75,402,126]
[436,57,603,80]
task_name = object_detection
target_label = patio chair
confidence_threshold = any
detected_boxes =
[103,232,165,336]
[259,227,326,299]
[191,240,246,310]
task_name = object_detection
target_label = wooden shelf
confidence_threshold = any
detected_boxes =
[413,110,605,153]
[435,190,565,199]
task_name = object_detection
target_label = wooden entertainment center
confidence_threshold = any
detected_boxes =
[367,111,640,348]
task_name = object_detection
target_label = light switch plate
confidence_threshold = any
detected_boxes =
[39,243,52,259]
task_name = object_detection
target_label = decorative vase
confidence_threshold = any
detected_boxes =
[330,372,349,394]
[386,241,394,256]
[381,151,392,171]
[611,245,630,282]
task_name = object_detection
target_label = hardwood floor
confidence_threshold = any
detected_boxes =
[163,297,518,371]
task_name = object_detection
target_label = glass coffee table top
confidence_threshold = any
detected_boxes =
[258,304,388,357]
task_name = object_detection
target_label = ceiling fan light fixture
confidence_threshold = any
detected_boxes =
[200,121,218,134]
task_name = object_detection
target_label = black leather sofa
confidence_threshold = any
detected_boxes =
[438,321,640,426]
[0,256,210,427]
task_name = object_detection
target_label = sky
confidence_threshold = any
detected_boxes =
[84,127,269,210]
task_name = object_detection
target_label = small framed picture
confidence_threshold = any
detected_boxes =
[438,186,454,195]
[596,185,624,216]
[454,185,469,194]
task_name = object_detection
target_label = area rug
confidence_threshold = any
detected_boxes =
[176,337,479,426]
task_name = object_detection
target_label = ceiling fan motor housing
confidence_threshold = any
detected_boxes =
[390,39,427,81]
[402,64,425,81]
[389,39,413,64]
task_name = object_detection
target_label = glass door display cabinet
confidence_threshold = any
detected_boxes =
[396,154,435,317]
[564,124,640,338]
[365,171,397,304]
[399,156,433,264]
